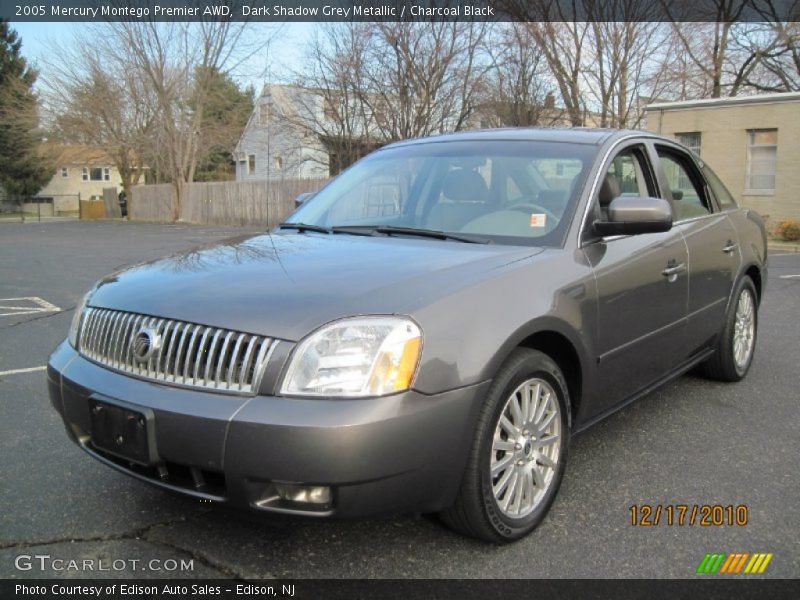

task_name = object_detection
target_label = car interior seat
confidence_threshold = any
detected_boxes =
[597,173,621,221]
[425,169,491,231]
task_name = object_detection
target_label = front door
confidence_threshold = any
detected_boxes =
[583,144,689,415]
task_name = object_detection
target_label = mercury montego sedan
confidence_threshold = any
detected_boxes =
[48,128,766,542]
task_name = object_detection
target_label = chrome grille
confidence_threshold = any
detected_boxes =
[79,307,274,394]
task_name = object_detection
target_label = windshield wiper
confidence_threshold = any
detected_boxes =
[373,226,491,244]
[330,225,381,237]
[278,222,330,234]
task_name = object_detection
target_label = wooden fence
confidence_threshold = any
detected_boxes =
[103,187,120,218]
[129,178,328,227]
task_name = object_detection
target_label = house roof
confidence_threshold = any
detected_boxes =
[647,91,800,112]
[42,144,114,167]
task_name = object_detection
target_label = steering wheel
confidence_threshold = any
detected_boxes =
[505,201,559,231]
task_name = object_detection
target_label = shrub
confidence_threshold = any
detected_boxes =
[774,219,800,242]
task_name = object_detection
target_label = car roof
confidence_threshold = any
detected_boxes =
[385,127,662,149]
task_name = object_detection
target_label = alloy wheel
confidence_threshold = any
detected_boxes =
[490,378,562,519]
[733,288,756,370]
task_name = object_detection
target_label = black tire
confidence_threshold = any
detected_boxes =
[441,348,571,543]
[700,276,758,382]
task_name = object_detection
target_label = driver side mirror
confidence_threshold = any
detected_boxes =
[593,196,672,237]
[295,192,314,208]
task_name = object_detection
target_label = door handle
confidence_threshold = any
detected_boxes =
[662,261,686,280]
[722,240,738,254]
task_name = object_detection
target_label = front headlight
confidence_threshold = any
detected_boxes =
[280,316,422,397]
[68,290,92,349]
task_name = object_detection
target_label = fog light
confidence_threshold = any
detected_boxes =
[275,483,331,505]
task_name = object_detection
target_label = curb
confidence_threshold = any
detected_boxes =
[768,243,800,253]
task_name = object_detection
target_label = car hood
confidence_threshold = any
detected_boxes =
[89,232,544,341]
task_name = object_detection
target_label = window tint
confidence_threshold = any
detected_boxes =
[703,165,737,210]
[657,150,710,220]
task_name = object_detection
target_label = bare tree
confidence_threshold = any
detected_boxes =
[728,1,800,93]
[361,21,490,141]
[282,21,489,175]
[584,10,671,127]
[482,23,563,127]
[522,18,590,126]
[289,23,378,175]
[667,1,752,98]
[42,21,276,220]
[108,22,247,218]
[42,42,156,194]
[506,1,672,127]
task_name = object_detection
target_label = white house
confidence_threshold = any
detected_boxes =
[234,84,332,182]
[37,145,123,214]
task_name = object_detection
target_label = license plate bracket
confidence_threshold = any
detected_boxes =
[89,396,159,466]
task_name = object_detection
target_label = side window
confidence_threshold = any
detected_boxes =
[703,165,738,210]
[608,153,647,197]
[656,148,710,220]
[595,148,652,221]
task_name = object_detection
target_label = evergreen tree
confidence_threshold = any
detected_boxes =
[192,67,254,182]
[0,20,51,197]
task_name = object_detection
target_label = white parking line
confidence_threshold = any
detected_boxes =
[771,253,800,257]
[0,365,46,377]
[0,296,62,317]
[779,274,800,279]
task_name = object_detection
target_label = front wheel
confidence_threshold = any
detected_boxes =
[700,276,758,382]
[441,348,570,543]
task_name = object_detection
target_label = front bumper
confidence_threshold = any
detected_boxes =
[47,341,489,517]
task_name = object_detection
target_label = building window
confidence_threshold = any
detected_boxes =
[248,154,256,175]
[259,103,270,125]
[61,167,69,178]
[746,129,777,193]
[676,132,701,156]
[274,156,283,170]
[83,167,111,181]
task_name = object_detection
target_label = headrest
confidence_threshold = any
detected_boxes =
[598,174,620,207]
[442,169,489,203]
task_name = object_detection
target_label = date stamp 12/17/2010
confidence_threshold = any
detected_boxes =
[629,504,749,527]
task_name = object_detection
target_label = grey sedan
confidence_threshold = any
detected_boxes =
[48,128,766,542]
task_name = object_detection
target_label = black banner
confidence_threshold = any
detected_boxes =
[4,0,800,23]
[3,579,800,600]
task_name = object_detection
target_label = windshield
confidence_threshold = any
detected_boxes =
[289,140,596,246]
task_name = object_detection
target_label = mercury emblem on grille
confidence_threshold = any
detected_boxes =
[131,327,161,363]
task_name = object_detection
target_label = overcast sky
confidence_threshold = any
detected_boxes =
[13,21,313,95]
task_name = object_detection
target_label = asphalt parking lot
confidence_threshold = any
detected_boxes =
[1,220,798,579]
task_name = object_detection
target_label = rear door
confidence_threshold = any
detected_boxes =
[582,142,689,414]
[653,144,740,355]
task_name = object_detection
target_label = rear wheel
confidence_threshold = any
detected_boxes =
[441,348,570,543]
[700,276,758,382]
